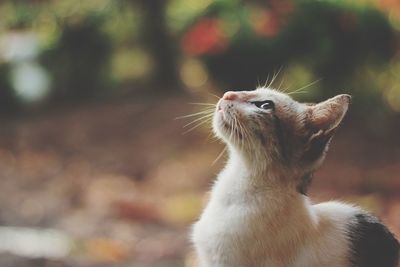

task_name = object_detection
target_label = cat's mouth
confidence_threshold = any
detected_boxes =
[216,101,230,121]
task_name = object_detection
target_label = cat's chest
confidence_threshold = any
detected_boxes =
[192,200,350,267]
[195,197,263,237]
[192,197,289,265]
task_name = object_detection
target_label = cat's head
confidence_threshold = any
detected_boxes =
[214,87,350,184]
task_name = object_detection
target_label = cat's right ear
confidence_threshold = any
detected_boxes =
[303,94,351,163]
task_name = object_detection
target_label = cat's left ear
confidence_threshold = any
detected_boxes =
[308,94,351,133]
[303,94,351,162]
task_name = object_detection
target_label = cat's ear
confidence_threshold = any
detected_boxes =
[303,94,351,163]
[308,94,351,133]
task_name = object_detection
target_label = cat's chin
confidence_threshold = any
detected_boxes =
[212,111,232,141]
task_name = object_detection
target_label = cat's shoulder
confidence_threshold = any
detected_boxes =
[313,200,361,222]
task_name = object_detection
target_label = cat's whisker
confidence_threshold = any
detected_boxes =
[281,82,293,93]
[242,126,251,148]
[276,77,286,93]
[268,73,278,88]
[228,118,235,144]
[209,136,221,144]
[182,118,213,134]
[263,74,270,88]
[289,90,310,95]
[175,109,215,119]
[205,130,214,141]
[183,113,214,128]
[207,92,221,100]
[234,117,239,144]
[236,119,243,147]
[206,125,221,142]
[212,146,227,166]
[233,117,239,145]
[227,119,233,141]
[235,118,243,148]
[237,119,249,148]
[288,78,322,96]
[234,117,244,148]
[206,132,220,143]
[268,67,283,88]
[189,102,217,107]
[205,122,218,138]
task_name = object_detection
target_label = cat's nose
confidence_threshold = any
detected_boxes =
[222,91,239,101]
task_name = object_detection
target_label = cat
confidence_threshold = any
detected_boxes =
[191,87,400,267]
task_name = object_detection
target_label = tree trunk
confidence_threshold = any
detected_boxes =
[135,0,181,91]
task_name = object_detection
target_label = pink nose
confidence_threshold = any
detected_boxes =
[222,91,238,101]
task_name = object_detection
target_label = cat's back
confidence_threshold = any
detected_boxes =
[347,212,399,266]
[309,201,400,267]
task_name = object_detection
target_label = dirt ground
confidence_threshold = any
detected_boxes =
[0,92,399,267]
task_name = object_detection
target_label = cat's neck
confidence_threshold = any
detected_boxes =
[213,147,304,204]
[221,145,290,190]
[210,149,317,232]
[212,146,317,222]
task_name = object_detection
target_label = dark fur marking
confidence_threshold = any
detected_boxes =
[254,129,266,146]
[348,213,400,267]
[296,172,313,195]
[272,114,288,162]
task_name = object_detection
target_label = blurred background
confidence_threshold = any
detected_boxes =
[0,0,400,266]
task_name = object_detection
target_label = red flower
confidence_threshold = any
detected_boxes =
[182,18,228,56]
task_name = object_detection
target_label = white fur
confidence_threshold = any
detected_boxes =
[192,151,361,267]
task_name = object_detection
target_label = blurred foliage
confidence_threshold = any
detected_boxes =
[0,0,399,127]
[181,0,400,127]
[182,1,394,91]
[42,15,112,102]
[0,0,143,107]
[0,65,20,115]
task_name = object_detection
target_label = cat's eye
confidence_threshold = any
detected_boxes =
[251,100,275,110]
